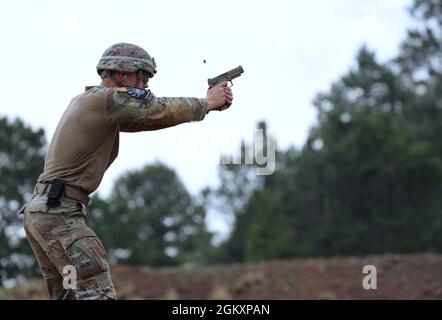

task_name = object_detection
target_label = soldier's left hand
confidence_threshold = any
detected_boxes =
[224,86,233,107]
[206,81,234,111]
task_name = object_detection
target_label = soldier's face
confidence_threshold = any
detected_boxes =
[119,72,148,89]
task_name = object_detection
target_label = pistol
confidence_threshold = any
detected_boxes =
[208,65,244,111]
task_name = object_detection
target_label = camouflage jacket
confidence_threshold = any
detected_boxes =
[37,87,208,194]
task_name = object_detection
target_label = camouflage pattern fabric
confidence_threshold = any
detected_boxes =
[96,42,157,77]
[103,87,208,132]
[21,184,116,300]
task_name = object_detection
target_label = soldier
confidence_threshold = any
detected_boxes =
[19,43,233,300]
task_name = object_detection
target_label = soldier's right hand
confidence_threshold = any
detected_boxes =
[206,81,233,112]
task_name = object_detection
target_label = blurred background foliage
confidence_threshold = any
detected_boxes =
[1,0,441,286]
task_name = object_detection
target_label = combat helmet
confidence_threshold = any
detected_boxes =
[96,43,157,78]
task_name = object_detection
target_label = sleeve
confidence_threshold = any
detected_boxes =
[104,87,209,132]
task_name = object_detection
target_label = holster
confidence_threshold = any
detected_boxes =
[46,179,65,208]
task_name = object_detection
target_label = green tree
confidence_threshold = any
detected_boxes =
[212,121,289,263]
[217,0,442,262]
[396,0,442,151]
[88,162,214,267]
[0,116,46,285]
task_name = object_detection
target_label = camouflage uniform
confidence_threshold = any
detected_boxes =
[22,184,115,299]
[21,43,208,300]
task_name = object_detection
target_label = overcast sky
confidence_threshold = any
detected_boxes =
[0,0,413,203]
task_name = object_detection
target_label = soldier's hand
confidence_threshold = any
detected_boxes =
[206,81,233,112]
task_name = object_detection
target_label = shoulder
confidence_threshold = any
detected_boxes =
[72,87,109,113]
[82,86,110,101]
[108,88,155,110]
[119,87,153,101]
[85,86,152,100]
[89,86,152,101]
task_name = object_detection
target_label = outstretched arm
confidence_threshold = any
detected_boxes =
[103,82,233,132]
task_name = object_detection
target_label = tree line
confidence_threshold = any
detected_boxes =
[0,0,441,285]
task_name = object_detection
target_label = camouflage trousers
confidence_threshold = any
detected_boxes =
[21,183,116,300]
